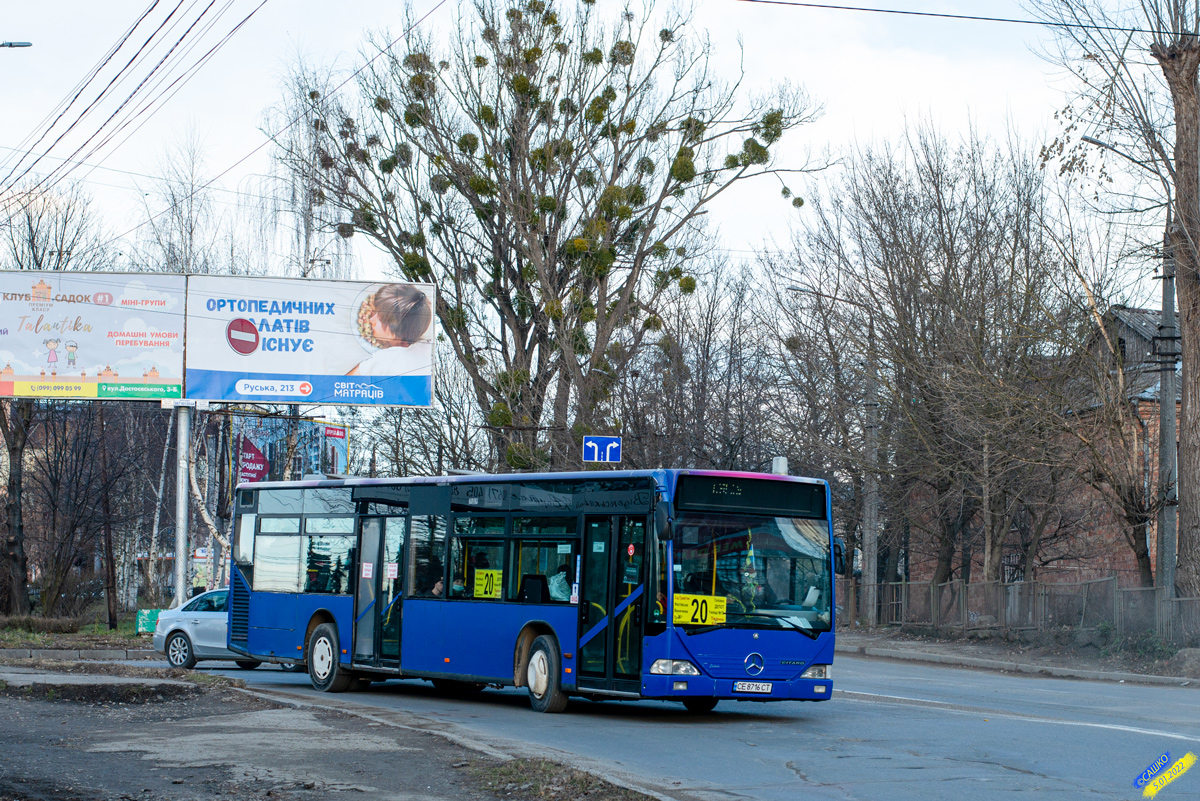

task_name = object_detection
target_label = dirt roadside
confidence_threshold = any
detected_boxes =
[0,671,651,801]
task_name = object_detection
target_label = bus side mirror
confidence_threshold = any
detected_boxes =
[654,504,673,541]
[833,538,846,575]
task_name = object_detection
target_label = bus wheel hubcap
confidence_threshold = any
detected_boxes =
[313,638,333,680]
[528,651,549,697]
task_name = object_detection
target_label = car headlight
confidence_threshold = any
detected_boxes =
[801,664,831,680]
[650,659,701,676]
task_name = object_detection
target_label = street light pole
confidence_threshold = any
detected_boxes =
[787,286,879,626]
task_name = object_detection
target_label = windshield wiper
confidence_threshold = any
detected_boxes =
[733,612,820,639]
[683,612,820,639]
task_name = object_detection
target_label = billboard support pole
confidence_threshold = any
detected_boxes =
[173,404,190,607]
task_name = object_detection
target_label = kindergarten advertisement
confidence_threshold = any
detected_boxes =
[0,271,185,400]
[185,276,436,407]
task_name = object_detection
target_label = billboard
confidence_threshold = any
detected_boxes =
[185,276,435,407]
[0,271,185,400]
[233,416,350,482]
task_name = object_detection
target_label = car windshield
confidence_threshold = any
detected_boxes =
[672,513,832,633]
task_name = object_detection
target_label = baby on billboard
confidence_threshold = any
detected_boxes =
[348,283,434,377]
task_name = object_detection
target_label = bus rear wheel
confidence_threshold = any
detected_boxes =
[526,635,568,713]
[308,623,354,693]
[682,697,719,713]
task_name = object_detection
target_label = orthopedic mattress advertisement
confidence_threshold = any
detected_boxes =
[184,276,436,407]
[0,272,185,400]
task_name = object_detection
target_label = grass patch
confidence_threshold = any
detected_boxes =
[0,616,83,634]
[473,758,653,801]
[0,616,144,650]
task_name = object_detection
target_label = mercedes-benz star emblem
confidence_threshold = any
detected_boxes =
[744,652,765,676]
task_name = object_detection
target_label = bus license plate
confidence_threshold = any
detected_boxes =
[734,681,772,694]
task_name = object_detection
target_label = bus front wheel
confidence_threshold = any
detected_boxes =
[526,635,568,713]
[308,623,354,693]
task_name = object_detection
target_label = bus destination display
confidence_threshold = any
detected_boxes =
[674,475,825,518]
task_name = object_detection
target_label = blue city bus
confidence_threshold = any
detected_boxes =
[227,469,843,713]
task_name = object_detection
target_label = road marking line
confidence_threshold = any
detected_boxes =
[837,689,1200,744]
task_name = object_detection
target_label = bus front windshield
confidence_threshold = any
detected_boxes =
[673,513,832,634]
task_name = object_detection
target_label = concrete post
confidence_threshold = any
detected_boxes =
[174,404,190,607]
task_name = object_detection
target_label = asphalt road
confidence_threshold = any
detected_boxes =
[179,656,1200,800]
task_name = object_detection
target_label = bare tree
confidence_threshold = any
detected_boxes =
[786,127,1084,588]
[281,0,820,470]
[1029,0,1200,595]
[0,183,112,614]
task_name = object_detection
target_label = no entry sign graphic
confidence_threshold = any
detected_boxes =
[226,318,259,355]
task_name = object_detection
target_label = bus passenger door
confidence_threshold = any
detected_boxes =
[377,516,406,666]
[578,516,646,694]
[353,517,383,663]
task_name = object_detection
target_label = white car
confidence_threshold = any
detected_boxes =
[152,589,262,670]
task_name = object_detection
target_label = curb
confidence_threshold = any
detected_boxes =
[834,642,1197,687]
[0,648,160,661]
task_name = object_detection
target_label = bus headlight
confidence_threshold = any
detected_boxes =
[801,664,831,680]
[650,659,701,676]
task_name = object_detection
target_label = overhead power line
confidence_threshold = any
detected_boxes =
[86,0,452,258]
[0,0,261,219]
[735,0,1198,36]
[0,1,163,185]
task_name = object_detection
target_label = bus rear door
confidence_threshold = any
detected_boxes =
[578,515,647,695]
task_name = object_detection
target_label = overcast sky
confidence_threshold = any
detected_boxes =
[0,0,1064,278]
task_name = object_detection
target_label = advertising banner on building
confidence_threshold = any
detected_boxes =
[233,415,350,483]
[185,276,435,406]
[0,271,185,400]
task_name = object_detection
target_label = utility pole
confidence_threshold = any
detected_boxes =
[863,317,879,627]
[1158,211,1179,603]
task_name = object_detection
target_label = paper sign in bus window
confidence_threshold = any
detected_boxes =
[361,562,373,579]
[673,593,727,626]
[386,562,399,579]
[474,569,502,599]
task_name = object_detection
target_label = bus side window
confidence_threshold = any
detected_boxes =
[233,513,256,566]
[254,533,302,592]
[510,540,575,603]
[448,536,505,599]
[407,515,447,597]
[301,531,354,594]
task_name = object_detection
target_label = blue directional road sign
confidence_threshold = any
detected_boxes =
[582,435,622,463]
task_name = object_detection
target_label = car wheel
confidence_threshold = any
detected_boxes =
[683,697,719,713]
[166,632,197,669]
[307,623,354,692]
[281,662,306,673]
[526,635,568,713]
[235,660,262,670]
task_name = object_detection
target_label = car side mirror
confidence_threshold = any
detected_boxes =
[654,503,673,541]
[833,537,847,576]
